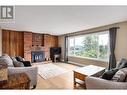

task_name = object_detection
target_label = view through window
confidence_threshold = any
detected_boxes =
[68,31,109,61]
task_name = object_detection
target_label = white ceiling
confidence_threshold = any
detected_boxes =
[0,6,127,35]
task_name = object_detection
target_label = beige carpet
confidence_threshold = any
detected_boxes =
[37,63,69,79]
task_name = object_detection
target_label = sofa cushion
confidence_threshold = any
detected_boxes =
[21,61,31,67]
[11,57,17,62]
[12,57,24,67]
[12,56,31,67]
[13,61,24,67]
[112,68,127,82]
[117,58,127,69]
[0,54,14,67]
[15,56,24,62]
[101,68,119,80]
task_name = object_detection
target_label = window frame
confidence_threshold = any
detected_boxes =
[68,31,110,62]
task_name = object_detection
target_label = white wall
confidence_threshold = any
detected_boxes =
[58,21,127,67]
[0,29,2,56]
[115,22,127,61]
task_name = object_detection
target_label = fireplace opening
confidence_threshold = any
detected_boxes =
[31,51,45,63]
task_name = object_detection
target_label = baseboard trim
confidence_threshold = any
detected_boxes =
[60,60,85,67]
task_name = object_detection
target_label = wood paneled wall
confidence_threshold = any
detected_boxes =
[44,34,58,60]
[2,29,24,57]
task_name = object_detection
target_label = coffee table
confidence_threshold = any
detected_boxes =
[73,65,105,89]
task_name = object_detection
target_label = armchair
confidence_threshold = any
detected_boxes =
[0,54,38,89]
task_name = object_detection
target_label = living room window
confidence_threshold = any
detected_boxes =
[68,31,109,62]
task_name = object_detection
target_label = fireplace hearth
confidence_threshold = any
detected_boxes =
[31,51,45,63]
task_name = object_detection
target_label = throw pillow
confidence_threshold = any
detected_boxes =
[13,61,24,67]
[101,68,119,80]
[11,57,17,62]
[112,68,127,82]
[21,61,32,67]
[117,58,127,69]
[15,56,24,62]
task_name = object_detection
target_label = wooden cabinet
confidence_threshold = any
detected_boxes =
[2,29,24,57]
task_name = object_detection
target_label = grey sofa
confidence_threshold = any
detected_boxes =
[85,76,127,89]
[0,54,38,89]
[85,67,127,89]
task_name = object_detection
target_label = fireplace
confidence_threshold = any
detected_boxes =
[31,51,45,63]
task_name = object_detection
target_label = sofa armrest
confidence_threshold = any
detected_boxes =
[8,66,38,87]
[85,76,127,89]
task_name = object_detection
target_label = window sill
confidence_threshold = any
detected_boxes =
[68,55,109,63]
